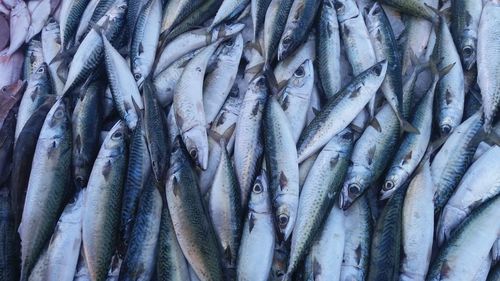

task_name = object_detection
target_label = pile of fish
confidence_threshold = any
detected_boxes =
[1,0,500,280]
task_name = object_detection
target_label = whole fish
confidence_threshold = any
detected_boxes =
[427,194,500,281]
[234,75,268,209]
[236,172,275,281]
[432,13,465,135]
[477,0,500,132]
[297,60,387,163]
[119,116,151,253]
[101,31,143,130]
[208,141,242,277]
[119,178,162,281]
[154,23,244,76]
[400,161,434,281]
[262,0,295,64]
[286,129,354,276]
[59,0,91,50]
[340,194,372,281]
[7,0,30,56]
[62,0,127,95]
[82,121,128,281]
[26,0,51,42]
[10,97,55,229]
[278,0,321,60]
[41,19,65,96]
[367,180,406,281]
[437,146,500,246]
[173,41,221,170]
[19,98,72,281]
[317,0,341,99]
[301,205,345,281]
[143,79,168,182]
[46,191,84,281]
[381,63,441,199]
[203,35,244,124]
[15,63,54,143]
[277,59,314,143]
[72,81,103,189]
[451,0,483,70]
[431,112,483,211]
[165,137,224,281]
[210,0,250,29]
[340,103,400,209]
[130,0,162,87]
[263,95,299,242]
[379,0,436,22]
[366,3,417,131]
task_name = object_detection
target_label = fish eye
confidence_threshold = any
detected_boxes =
[54,108,65,119]
[278,214,289,226]
[37,67,45,73]
[118,4,127,10]
[225,39,235,47]
[462,46,473,57]
[112,131,123,139]
[348,183,360,196]
[1,86,6,92]
[282,36,292,46]
[252,182,263,193]
[334,1,344,12]
[134,73,142,81]
[373,63,383,75]
[189,148,198,159]
[383,180,395,191]
[294,66,305,78]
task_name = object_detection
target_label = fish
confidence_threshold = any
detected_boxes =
[400,161,434,281]
[262,0,295,64]
[286,129,354,276]
[119,178,162,281]
[0,13,8,51]
[19,98,72,281]
[26,0,51,42]
[203,35,244,125]
[278,0,321,61]
[22,39,44,81]
[0,80,25,130]
[297,60,387,163]
[317,0,342,99]
[173,41,221,170]
[160,0,205,37]
[236,171,275,281]
[7,0,30,56]
[59,0,91,50]
[101,30,143,130]
[46,191,84,281]
[0,108,15,186]
[165,137,224,281]
[41,19,65,96]
[82,121,128,281]
[251,0,272,41]
[477,0,500,132]
[210,0,250,30]
[379,0,436,22]
[263,95,300,241]
[426,194,500,281]
[450,0,483,70]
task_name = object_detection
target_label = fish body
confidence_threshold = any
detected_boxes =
[262,0,295,64]
[41,19,65,96]
[7,0,30,56]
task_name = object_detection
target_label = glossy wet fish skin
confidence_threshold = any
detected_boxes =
[437,145,500,246]
[379,0,436,22]
[427,194,500,281]
[210,0,250,30]
[15,63,54,144]
[340,103,400,210]
[263,95,300,242]
[7,0,30,56]
[431,112,484,212]
[432,14,465,136]
[72,81,104,189]
[263,0,295,64]
[22,40,44,82]
[317,0,341,99]
[297,60,387,163]
[278,0,321,61]
[10,97,56,229]
[41,19,65,96]
[277,59,315,143]
[251,0,272,41]
[477,0,500,132]
[25,0,51,42]
[19,98,72,281]
[208,141,242,277]
[119,178,162,281]
[160,0,205,36]
[82,121,128,281]
[59,0,91,50]
[287,129,354,276]
[450,0,483,70]
[46,191,84,281]
[165,138,224,281]
[236,172,275,281]
[234,75,268,209]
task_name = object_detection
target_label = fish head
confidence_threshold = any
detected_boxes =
[182,127,209,170]
[339,165,371,209]
[380,166,408,200]
[275,202,296,241]
[287,59,314,92]
[1,79,26,98]
[459,36,477,71]
[217,23,245,39]
[333,0,359,22]
[218,34,244,63]
[248,171,271,213]
[101,121,128,158]
[438,117,455,136]
[277,28,300,61]
[42,98,71,139]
